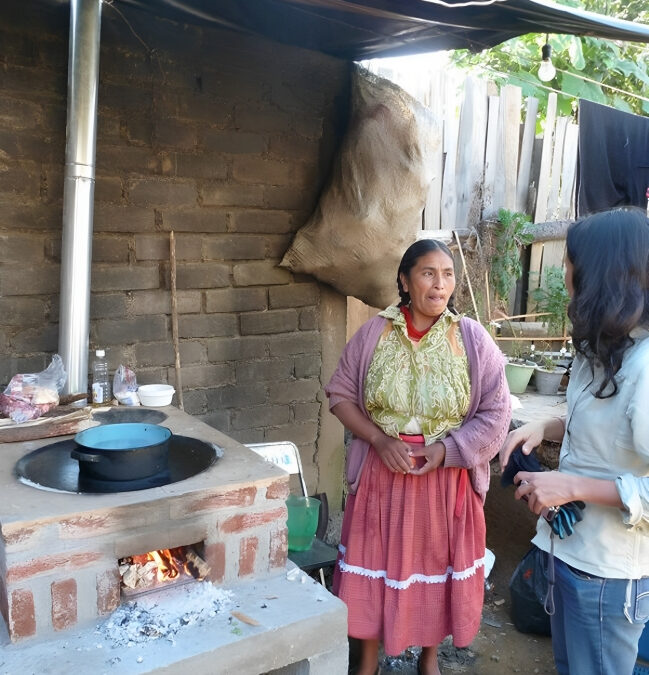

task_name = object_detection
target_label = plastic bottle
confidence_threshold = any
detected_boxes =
[91,349,111,404]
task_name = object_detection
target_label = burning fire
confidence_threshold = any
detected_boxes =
[119,546,210,592]
[136,549,180,582]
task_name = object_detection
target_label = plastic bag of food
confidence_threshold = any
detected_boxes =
[113,365,140,406]
[0,355,67,423]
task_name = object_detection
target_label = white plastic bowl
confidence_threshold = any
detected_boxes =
[137,384,175,407]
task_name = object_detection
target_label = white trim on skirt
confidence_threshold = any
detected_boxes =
[337,544,487,590]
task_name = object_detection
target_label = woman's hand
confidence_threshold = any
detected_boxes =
[372,434,414,474]
[515,470,577,513]
[408,441,446,475]
[331,401,413,474]
[499,420,554,471]
[516,470,624,512]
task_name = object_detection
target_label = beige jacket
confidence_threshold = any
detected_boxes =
[533,328,649,579]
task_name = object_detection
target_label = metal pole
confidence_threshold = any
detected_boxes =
[58,0,102,397]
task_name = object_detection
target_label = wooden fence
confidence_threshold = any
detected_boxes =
[365,65,574,317]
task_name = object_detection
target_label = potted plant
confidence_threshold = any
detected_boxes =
[504,341,536,394]
[533,353,566,395]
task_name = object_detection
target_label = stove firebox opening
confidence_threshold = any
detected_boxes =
[118,543,210,596]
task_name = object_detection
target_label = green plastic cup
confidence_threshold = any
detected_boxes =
[286,494,321,551]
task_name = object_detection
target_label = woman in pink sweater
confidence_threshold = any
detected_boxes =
[325,239,510,675]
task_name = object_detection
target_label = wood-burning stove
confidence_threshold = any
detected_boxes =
[0,406,289,642]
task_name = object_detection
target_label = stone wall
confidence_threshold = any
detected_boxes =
[0,0,350,502]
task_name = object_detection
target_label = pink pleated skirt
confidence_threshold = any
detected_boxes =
[333,444,486,656]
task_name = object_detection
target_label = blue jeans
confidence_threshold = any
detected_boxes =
[549,555,649,675]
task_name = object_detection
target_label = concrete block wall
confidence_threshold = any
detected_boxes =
[0,0,350,497]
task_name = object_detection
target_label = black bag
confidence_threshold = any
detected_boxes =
[509,545,552,636]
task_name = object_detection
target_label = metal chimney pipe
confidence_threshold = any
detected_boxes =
[58,0,102,397]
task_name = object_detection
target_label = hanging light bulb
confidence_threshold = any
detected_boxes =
[538,37,556,82]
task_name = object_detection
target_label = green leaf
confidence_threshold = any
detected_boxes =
[529,266,570,335]
[612,61,649,87]
[612,95,634,114]
[556,96,576,116]
[450,5,649,119]
[552,34,573,52]
[490,209,534,302]
[560,72,607,104]
[568,37,586,70]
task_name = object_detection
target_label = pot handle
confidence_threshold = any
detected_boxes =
[71,449,101,463]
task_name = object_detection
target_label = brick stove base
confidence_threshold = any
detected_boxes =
[0,406,296,643]
[0,564,349,674]
[0,407,348,672]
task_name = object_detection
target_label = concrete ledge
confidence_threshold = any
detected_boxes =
[0,565,349,675]
[510,390,566,427]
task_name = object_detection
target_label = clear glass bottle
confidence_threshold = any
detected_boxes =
[91,349,111,404]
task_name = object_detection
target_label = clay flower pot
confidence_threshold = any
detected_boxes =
[505,360,536,394]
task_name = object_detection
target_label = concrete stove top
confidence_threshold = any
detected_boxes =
[0,405,284,524]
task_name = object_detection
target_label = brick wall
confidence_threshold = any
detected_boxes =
[1,471,290,641]
[0,0,350,493]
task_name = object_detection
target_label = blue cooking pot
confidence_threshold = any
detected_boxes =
[72,423,172,481]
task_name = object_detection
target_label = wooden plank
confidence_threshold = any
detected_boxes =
[558,122,579,220]
[482,95,500,220]
[527,241,545,316]
[501,84,522,211]
[534,92,557,223]
[441,74,460,229]
[346,297,380,342]
[0,406,93,443]
[427,70,445,122]
[516,96,539,212]
[423,72,445,230]
[540,239,567,275]
[546,116,568,221]
[417,227,471,244]
[527,137,544,214]
[527,231,567,318]
[523,219,572,242]
[533,238,567,320]
[455,76,488,228]
[423,124,444,229]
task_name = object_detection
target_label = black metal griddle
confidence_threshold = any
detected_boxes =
[15,434,220,494]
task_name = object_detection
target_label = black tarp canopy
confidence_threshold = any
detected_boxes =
[121,0,649,59]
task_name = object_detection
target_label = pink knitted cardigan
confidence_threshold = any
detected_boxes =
[325,314,511,502]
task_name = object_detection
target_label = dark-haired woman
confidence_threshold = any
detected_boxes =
[500,207,649,675]
[325,239,510,675]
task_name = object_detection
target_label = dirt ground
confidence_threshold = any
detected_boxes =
[342,465,558,674]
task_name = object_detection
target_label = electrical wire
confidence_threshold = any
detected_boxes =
[555,66,649,104]
[454,44,649,105]
[476,63,649,105]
